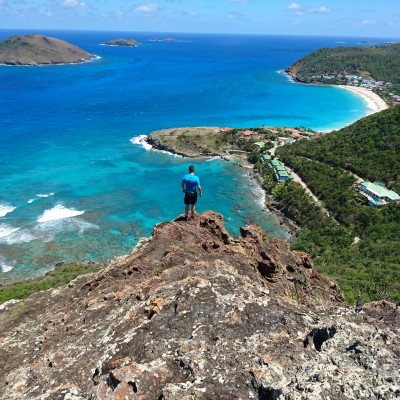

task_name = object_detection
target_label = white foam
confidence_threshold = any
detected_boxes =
[27,199,35,204]
[36,192,55,198]
[37,204,85,223]
[0,254,15,272]
[206,156,221,162]
[0,202,16,217]
[0,223,20,239]
[130,135,153,150]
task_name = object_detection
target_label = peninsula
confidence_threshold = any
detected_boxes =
[105,39,139,47]
[0,34,95,65]
[145,126,315,159]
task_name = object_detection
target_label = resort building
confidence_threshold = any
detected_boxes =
[260,154,272,164]
[358,181,400,206]
[275,170,289,182]
[254,141,266,149]
[268,160,282,169]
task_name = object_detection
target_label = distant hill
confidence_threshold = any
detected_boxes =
[286,43,400,84]
[0,34,95,65]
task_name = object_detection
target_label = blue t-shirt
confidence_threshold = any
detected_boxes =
[182,174,200,194]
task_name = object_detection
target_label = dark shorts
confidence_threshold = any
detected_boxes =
[184,192,198,205]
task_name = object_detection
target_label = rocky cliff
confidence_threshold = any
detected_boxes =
[0,34,95,65]
[0,211,398,399]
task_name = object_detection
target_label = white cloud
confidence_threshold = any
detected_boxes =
[360,19,374,25]
[60,0,88,9]
[134,2,159,13]
[288,2,301,10]
[309,6,332,13]
[288,3,332,15]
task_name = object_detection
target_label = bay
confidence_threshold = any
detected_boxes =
[0,30,393,280]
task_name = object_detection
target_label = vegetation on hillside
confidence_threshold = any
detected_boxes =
[287,43,400,84]
[286,43,400,103]
[0,263,104,305]
[269,106,400,303]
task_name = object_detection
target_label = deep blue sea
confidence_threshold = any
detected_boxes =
[0,30,396,281]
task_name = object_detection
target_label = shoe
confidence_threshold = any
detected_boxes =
[184,216,188,221]
[189,216,195,221]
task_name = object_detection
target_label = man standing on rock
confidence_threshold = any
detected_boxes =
[181,165,202,221]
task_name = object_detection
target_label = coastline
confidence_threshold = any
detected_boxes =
[336,85,388,115]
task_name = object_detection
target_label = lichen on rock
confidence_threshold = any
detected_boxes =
[0,211,398,399]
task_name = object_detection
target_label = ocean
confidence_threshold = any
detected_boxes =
[0,30,395,281]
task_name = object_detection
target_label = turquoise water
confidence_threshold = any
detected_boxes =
[0,31,394,280]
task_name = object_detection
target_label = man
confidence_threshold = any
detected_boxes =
[181,165,202,221]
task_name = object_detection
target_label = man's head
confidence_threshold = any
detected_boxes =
[188,165,195,173]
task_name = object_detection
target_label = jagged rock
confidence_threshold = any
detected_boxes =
[0,211,398,399]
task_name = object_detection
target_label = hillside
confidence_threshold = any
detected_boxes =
[286,43,400,84]
[272,106,400,303]
[0,34,95,65]
[0,211,399,399]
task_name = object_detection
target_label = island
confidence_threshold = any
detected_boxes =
[0,34,95,66]
[105,39,140,47]
[149,37,177,42]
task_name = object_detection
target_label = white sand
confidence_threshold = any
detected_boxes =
[336,85,388,115]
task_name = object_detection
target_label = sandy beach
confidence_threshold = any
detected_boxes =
[336,85,388,115]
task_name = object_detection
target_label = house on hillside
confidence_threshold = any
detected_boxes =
[358,181,400,206]
[239,130,254,140]
[254,141,266,149]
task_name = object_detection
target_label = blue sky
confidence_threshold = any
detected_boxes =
[1,0,399,38]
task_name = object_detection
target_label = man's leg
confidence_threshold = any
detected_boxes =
[185,204,190,219]
[190,203,196,218]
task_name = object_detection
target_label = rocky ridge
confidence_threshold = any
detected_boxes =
[0,211,398,399]
[0,34,95,65]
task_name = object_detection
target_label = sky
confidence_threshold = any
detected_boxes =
[0,0,399,38]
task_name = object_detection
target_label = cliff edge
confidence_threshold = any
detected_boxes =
[0,211,398,399]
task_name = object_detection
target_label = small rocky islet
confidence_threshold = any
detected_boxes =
[105,39,140,47]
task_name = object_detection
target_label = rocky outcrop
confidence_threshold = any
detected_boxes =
[105,39,139,47]
[0,34,95,65]
[0,211,398,399]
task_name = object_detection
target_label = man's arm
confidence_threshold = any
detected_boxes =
[198,184,202,196]
[181,182,186,193]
